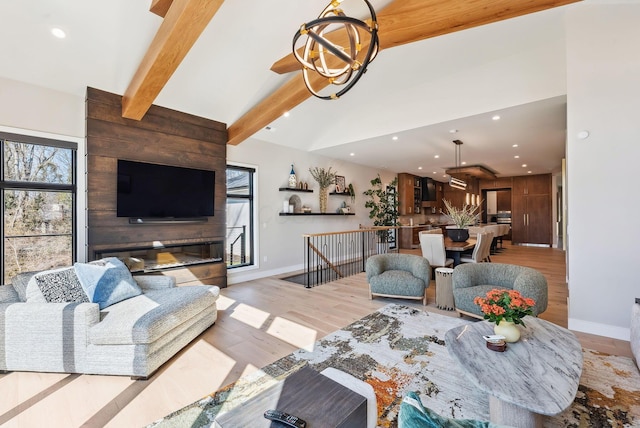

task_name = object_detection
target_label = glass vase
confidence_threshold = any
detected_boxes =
[494,320,521,343]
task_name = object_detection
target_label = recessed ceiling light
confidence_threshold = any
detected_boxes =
[392,136,398,141]
[51,27,66,39]
[514,155,520,159]
[433,171,437,174]
[492,115,501,121]
[443,175,447,178]
[512,144,518,148]
[349,152,355,156]
[527,171,532,174]
[449,129,458,134]
[283,111,290,118]
[461,161,467,165]
[418,166,423,170]
[434,155,439,159]
[522,164,527,167]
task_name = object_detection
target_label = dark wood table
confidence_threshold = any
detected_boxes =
[444,237,476,266]
[214,366,367,427]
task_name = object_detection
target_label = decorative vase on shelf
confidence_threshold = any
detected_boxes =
[447,228,469,242]
[319,187,328,213]
[493,320,521,343]
[288,164,297,188]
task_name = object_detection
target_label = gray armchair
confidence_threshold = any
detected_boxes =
[452,263,548,319]
[365,254,431,305]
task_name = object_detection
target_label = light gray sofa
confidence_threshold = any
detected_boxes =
[0,272,219,379]
[452,263,548,319]
[366,254,431,305]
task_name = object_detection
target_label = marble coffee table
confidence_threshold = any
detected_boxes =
[445,317,583,428]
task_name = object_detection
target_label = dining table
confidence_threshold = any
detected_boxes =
[444,237,476,266]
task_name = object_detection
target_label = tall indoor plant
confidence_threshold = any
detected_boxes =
[363,175,399,248]
[309,166,337,213]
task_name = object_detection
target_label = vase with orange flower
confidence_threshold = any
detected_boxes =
[473,289,536,343]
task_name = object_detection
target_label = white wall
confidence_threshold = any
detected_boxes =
[566,3,640,340]
[0,77,88,260]
[0,77,85,138]
[227,138,395,284]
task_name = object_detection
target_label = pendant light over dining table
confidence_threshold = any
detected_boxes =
[292,0,379,100]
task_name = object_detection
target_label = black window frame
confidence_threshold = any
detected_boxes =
[0,131,77,281]
[226,164,255,269]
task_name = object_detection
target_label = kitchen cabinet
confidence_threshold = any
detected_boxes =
[399,226,430,249]
[398,173,422,215]
[511,174,551,245]
[496,190,511,212]
[480,177,513,190]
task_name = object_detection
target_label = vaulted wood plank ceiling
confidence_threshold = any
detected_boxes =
[123,0,580,145]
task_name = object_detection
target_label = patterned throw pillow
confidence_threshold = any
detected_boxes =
[27,267,90,303]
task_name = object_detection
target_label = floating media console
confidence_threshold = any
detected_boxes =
[128,217,209,224]
[95,241,224,273]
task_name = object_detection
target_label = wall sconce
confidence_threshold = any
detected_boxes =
[292,0,379,100]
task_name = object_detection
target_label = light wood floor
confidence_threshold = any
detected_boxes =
[0,242,632,427]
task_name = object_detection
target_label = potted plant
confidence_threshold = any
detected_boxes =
[309,166,337,213]
[441,199,481,242]
[363,175,399,251]
[474,289,536,342]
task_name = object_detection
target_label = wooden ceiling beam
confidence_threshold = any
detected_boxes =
[150,0,174,18]
[271,0,581,74]
[122,0,225,120]
[227,72,329,146]
[231,0,580,146]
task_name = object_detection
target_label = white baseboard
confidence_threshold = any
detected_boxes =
[568,318,630,341]
[227,264,304,285]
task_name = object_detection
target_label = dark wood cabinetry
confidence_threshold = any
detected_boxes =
[480,177,513,190]
[398,173,422,215]
[399,226,430,249]
[511,174,552,245]
[496,190,511,212]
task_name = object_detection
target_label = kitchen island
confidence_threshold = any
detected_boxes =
[398,224,451,249]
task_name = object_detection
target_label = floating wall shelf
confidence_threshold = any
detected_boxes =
[279,213,355,216]
[279,187,313,193]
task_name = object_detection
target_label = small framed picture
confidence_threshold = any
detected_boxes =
[335,175,346,193]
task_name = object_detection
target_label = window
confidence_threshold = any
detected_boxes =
[226,165,255,268]
[1,132,76,283]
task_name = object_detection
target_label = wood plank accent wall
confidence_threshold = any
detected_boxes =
[85,87,228,287]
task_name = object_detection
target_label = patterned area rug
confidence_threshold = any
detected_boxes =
[150,304,640,428]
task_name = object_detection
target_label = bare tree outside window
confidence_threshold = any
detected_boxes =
[2,139,75,283]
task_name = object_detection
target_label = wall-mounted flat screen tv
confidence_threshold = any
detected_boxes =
[117,159,215,218]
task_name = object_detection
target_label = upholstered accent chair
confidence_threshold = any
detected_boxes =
[419,233,454,270]
[452,263,548,319]
[365,254,431,305]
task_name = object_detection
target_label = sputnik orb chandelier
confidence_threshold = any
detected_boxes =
[292,0,379,100]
